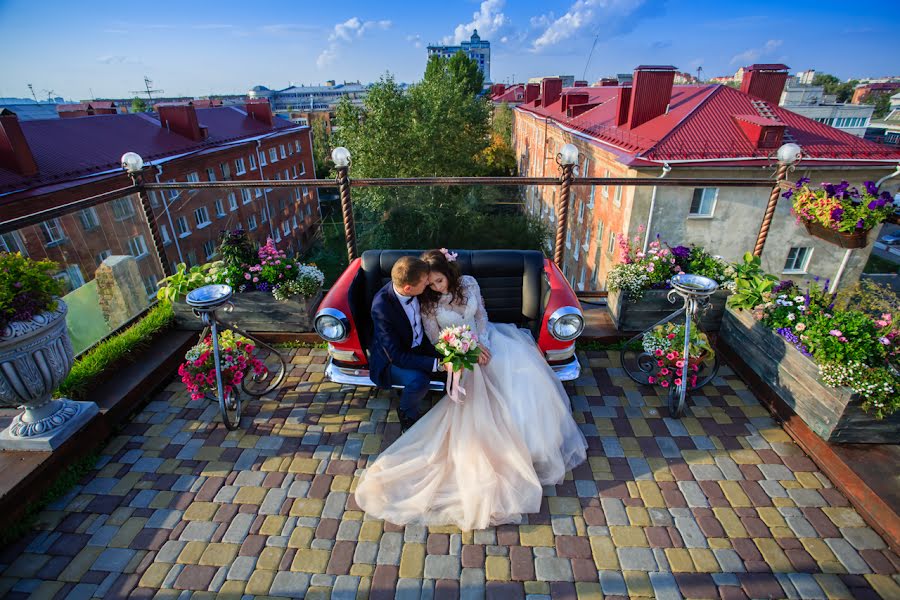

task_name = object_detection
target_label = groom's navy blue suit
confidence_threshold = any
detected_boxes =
[369,282,440,420]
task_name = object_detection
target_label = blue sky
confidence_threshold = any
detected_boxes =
[1,0,898,101]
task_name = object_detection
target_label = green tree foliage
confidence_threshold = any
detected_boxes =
[446,51,484,98]
[863,92,892,119]
[130,96,148,113]
[812,73,858,103]
[311,118,332,179]
[493,102,513,143]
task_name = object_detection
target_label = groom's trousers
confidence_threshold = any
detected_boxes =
[390,364,431,420]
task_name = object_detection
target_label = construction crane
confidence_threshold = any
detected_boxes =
[130,76,164,103]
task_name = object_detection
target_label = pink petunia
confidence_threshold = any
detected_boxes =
[654,349,663,357]
[657,360,665,367]
[244,273,252,280]
[829,329,843,337]
[659,368,670,376]
[674,378,682,386]
[676,360,684,368]
[667,333,676,340]
[660,380,670,388]
[666,352,677,361]
[647,376,656,384]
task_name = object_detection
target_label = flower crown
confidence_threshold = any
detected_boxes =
[439,248,458,262]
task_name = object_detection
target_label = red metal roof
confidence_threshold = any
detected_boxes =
[516,84,900,165]
[491,84,525,104]
[0,107,299,195]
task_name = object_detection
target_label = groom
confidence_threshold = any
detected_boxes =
[369,256,442,433]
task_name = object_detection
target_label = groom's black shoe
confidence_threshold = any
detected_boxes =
[398,411,418,434]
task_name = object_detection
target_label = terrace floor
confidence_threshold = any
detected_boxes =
[1,348,898,600]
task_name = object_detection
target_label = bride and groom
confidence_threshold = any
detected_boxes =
[354,249,588,531]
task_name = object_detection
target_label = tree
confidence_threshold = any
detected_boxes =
[310,118,332,179]
[447,51,484,98]
[130,96,147,113]
[492,102,513,144]
[863,92,892,119]
[812,73,858,103]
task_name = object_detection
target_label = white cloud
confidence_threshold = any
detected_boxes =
[531,0,645,52]
[729,39,782,65]
[96,55,141,65]
[407,34,423,49]
[443,0,510,45]
[318,17,392,70]
[192,24,234,30]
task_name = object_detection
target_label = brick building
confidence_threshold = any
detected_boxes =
[0,100,318,301]
[512,66,900,291]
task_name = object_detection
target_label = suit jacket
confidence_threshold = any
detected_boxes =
[369,282,439,388]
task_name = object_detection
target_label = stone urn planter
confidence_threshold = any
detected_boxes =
[174,289,323,333]
[719,306,900,444]
[0,300,99,451]
[608,288,729,333]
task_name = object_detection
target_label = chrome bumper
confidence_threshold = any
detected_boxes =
[324,356,581,388]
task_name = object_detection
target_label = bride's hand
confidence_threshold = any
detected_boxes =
[478,347,491,365]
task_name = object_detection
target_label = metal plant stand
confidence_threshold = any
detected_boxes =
[619,274,720,418]
[186,285,288,430]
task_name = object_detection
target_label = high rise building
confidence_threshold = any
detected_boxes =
[427,30,491,82]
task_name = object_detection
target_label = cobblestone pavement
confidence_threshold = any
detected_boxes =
[1,348,898,599]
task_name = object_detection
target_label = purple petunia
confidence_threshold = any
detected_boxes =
[795,177,810,188]
[864,181,879,195]
[868,200,878,210]
[671,246,691,259]
[782,189,794,200]
[856,219,865,229]
[777,327,811,356]
[830,207,844,222]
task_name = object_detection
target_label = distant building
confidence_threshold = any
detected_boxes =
[248,81,368,115]
[779,82,873,137]
[796,69,816,85]
[427,30,491,82]
[529,75,575,88]
[0,103,61,121]
[851,82,900,104]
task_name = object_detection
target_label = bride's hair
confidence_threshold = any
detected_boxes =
[419,249,465,314]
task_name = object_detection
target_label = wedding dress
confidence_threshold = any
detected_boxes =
[353,275,587,531]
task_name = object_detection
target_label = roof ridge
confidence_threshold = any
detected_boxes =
[637,84,721,159]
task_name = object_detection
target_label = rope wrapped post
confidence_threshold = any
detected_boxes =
[754,143,802,257]
[332,147,357,262]
[554,143,579,269]
[122,152,172,277]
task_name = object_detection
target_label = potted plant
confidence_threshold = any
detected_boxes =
[720,277,899,443]
[606,228,733,332]
[786,178,895,248]
[0,252,99,450]
[179,329,267,402]
[158,261,226,328]
[641,322,715,390]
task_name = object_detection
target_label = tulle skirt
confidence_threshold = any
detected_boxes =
[354,323,588,531]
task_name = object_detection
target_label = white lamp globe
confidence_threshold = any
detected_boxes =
[331,147,351,168]
[121,152,144,173]
[776,143,802,166]
[559,143,579,166]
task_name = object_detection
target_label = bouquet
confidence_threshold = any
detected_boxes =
[434,325,482,402]
[179,329,267,401]
[641,322,714,390]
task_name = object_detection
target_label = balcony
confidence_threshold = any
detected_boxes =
[0,155,898,599]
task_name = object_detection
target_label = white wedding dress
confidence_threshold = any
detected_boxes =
[354,275,587,531]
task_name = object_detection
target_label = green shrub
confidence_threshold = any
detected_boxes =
[0,252,64,331]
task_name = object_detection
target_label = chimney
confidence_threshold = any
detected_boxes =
[615,85,632,127]
[541,77,563,107]
[158,102,205,141]
[246,99,274,126]
[627,65,676,129]
[491,83,505,97]
[573,80,588,87]
[0,109,38,177]
[561,92,590,113]
[569,103,600,118]
[600,78,618,87]
[525,83,540,104]
[740,64,790,105]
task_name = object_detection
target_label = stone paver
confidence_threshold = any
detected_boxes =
[0,347,896,600]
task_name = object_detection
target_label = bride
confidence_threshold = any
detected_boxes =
[353,249,587,531]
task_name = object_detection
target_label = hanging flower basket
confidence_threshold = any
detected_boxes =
[802,221,869,249]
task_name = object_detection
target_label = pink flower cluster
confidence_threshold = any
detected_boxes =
[178,337,267,402]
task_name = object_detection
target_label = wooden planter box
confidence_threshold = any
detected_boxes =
[608,288,729,333]
[803,221,869,249]
[720,307,900,444]
[174,290,322,333]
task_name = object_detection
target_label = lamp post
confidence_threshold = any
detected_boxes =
[753,143,802,257]
[554,143,579,269]
[332,147,358,262]
[122,152,172,277]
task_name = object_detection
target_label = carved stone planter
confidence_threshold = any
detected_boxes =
[174,289,323,333]
[0,300,99,451]
[720,307,900,444]
[608,288,729,333]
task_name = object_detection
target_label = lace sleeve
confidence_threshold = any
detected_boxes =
[463,276,490,346]
[422,308,441,346]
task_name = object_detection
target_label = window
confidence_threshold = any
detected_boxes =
[41,219,66,245]
[275,230,282,243]
[176,216,191,237]
[111,197,136,220]
[249,153,258,171]
[306,203,312,217]
[143,274,158,300]
[295,140,301,152]
[194,206,211,227]
[249,214,258,231]
[78,208,100,231]
[613,186,623,207]
[259,151,267,166]
[206,167,217,182]
[302,186,309,197]
[298,161,306,175]
[221,163,231,179]
[283,169,290,180]
[160,224,172,245]
[588,184,595,209]
[582,222,591,250]
[689,188,718,217]
[95,249,112,266]
[186,251,197,268]
[215,199,226,217]
[602,169,610,199]
[279,144,286,159]
[186,172,200,183]
[55,265,85,293]
[167,180,178,200]
[783,247,812,273]
[292,215,298,230]
[255,187,263,198]
[1,232,27,255]
[565,229,572,249]
[288,143,294,156]
[577,199,584,224]
[269,148,278,163]
[149,191,160,207]
[203,239,216,259]
[607,230,616,254]
[291,165,298,178]
[228,192,238,211]
[261,206,268,223]
[128,235,148,258]
[235,158,246,175]
[282,221,290,236]
[242,189,253,204]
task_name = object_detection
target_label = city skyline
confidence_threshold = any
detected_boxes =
[1,0,899,101]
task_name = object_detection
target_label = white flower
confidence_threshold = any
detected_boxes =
[786,313,795,321]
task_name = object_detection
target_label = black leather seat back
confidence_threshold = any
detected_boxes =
[356,249,545,347]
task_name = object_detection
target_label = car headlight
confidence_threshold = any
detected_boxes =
[315,308,350,342]
[548,306,584,341]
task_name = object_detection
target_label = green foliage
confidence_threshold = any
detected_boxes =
[682,246,734,286]
[130,96,148,113]
[811,73,858,103]
[863,92,892,119]
[446,51,485,98]
[57,302,174,400]
[156,261,225,304]
[492,102,513,144]
[835,278,900,315]
[218,229,255,268]
[804,310,881,364]
[727,253,778,310]
[0,252,64,331]
[311,118,333,179]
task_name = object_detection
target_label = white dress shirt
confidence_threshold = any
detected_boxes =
[394,286,438,371]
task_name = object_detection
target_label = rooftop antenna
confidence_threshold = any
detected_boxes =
[42,89,55,102]
[89,87,95,101]
[27,84,38,102]
[130,76,164,103]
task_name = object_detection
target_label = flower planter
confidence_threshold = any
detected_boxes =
[0,300,99,451]
[720,307,900,444]
[803,221,869,249]
[608,288,729,333]
[174,289,322,333]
